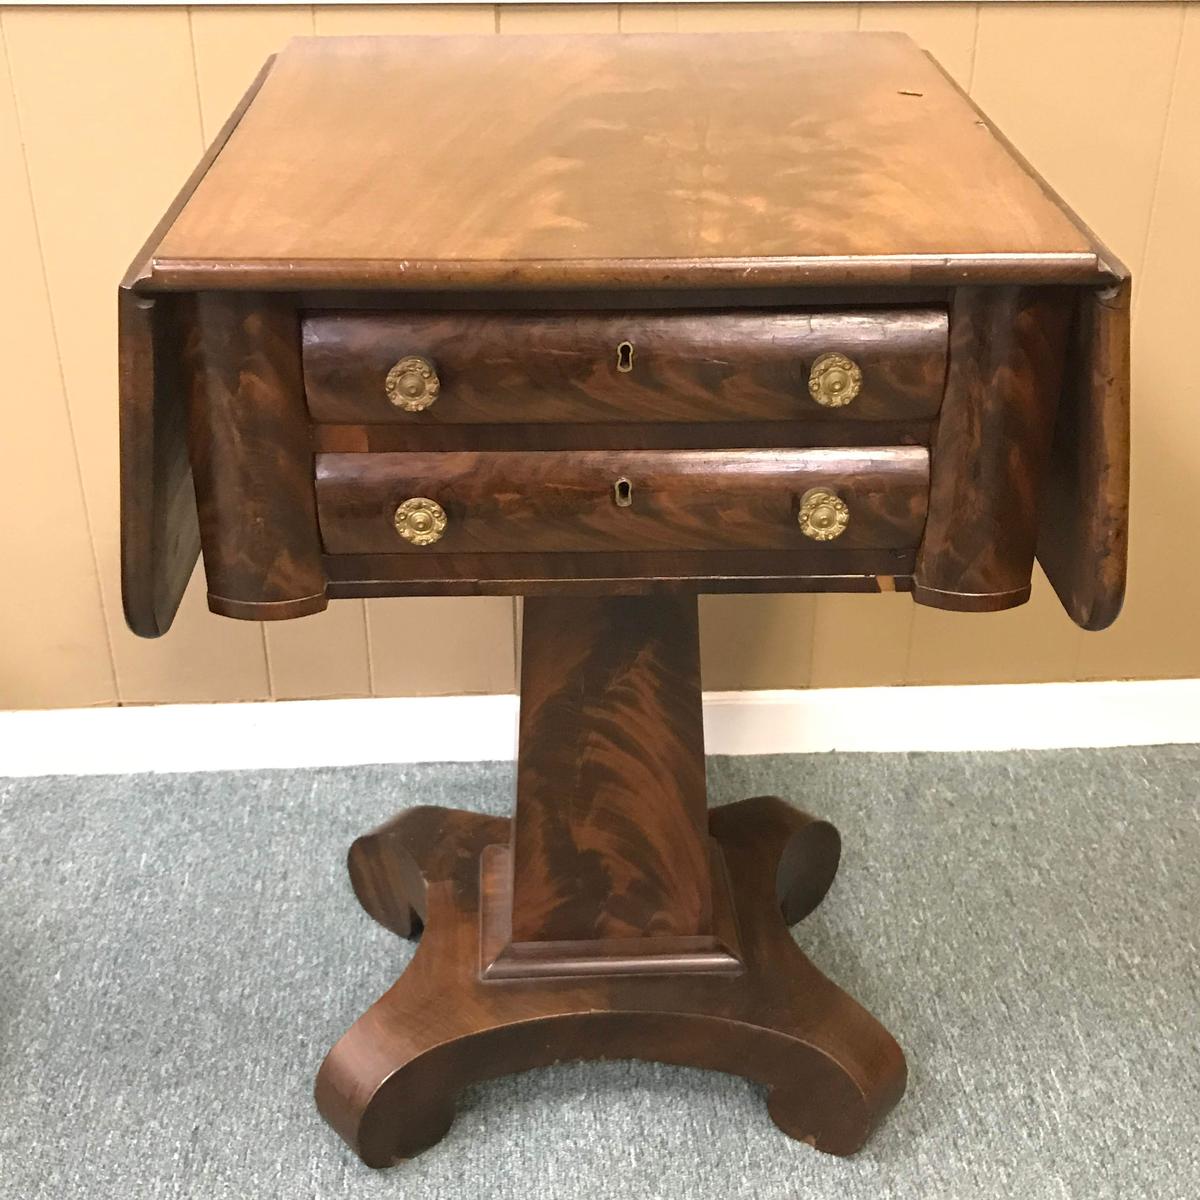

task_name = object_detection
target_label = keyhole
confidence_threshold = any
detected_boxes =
[614,477,633,508]
[616,341,635,373]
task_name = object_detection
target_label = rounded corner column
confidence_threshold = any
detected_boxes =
[913,285,1074,614]
[182,291,328,621]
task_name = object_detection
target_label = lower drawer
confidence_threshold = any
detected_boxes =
[315,448,929,556]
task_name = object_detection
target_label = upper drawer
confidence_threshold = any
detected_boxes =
[301,309,948,425]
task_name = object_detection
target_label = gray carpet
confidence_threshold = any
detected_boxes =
[0,748,1197,1200]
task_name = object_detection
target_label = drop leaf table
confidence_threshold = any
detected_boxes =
[119,32,1129,1167]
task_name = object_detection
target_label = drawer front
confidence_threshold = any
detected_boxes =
[315,448,930,556]
[302,309,947,426]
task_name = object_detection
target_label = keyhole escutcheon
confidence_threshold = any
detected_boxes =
[614,477,633,507]
[616,341,635,373]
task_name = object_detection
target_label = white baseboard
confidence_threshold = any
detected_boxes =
[1,678,1197,778]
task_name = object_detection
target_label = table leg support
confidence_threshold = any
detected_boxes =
[316,598,905,1167]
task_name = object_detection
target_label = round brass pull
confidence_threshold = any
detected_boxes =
[394,497,447,546]
[798,488,850,541]
[385,356,440,412]
[808,352,862,408]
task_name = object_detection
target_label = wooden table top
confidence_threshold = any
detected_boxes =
[145,32,1118,292]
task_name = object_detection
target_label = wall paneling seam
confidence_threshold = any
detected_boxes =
[184,8,210,143]
[363,602,378,696]
[1129,1,1186,328]
[966,3,980,93]
[0,11,119,703]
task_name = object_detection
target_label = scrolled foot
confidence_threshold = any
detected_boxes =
[710,796,842,924]
[767,1078,871,1156]
[765,1040,906,1156]
[347,805,508,937]
[318,1047,459,1167]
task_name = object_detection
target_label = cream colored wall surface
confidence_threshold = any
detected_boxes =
[0,4,1190,709]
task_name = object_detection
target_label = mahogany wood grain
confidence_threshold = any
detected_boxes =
[182,293,328,620]
[118,291,200,638]
[150,34,1115,292]
[912,287,1072,612]
[315,595,904,1160]
[477,596,742,978]
[480,841,743,980]
[323,550,915,597]
[1037,279,1131,630]
[315,448,930,556]
[315,598,905,1165]
[511,597,709,944]
[119,59,273,637]
[316,796,905,1165]
[302,308,948,425]
[294,284,952,314]
[311,419,934,455]
[118,31,1133,1172]
[313,596,904,1159]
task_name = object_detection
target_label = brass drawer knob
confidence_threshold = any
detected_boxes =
[808,352,862,408]
[394,497,447,546]
[385,356,440,412]
[798,488,850,541]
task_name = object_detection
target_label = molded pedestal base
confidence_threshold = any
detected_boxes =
[315,797,906,1167]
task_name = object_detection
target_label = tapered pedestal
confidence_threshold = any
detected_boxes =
[316,597,905,1166]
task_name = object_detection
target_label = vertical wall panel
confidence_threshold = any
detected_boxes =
[190,6,314,142]
[618,5,678,33]
[3,7,272,704]
[809,594,912,689]
[500,5,620,32]
[858,3,978,86]
[698,600,817,689]
[313,5,494,34]
[905,0,1182,686]
[971,3,1180,282]
[1076,3,1200,680]
[699,594,815,692]
[368,597,517,696]
[676,4,857,32]
[264,606,372,700]
[0,18,115,708]
[906,569,1082,686]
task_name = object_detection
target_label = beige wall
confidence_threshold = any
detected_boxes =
[0,3,1194,709]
